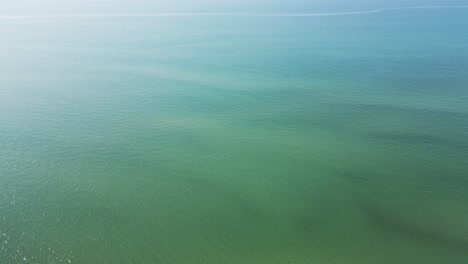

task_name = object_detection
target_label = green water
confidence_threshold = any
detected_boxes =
[1,9,468,264]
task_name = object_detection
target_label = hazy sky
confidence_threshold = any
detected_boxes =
[1,0,467,13]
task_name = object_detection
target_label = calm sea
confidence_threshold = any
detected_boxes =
[1,7,467,264]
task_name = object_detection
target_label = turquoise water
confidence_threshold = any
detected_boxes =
[1,8,468,264]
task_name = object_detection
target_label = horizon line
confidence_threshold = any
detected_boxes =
[1,5,468,19]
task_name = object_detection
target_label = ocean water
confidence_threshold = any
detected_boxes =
[1,8,468,264]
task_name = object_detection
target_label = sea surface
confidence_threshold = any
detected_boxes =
[0,7,467,264]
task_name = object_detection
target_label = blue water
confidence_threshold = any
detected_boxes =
[0,7,467,264]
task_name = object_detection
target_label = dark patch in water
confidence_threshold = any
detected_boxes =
[339,103,468,120]
[367,132,461,146]
[360,201,468,252]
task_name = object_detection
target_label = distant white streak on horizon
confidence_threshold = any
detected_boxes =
[262,5,468,16]
[1,5,468,19]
